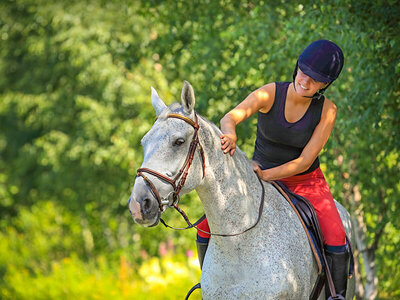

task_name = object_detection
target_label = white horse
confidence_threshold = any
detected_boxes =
[129,81,355,299]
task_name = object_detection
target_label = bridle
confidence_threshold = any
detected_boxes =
[136,112,265,237]
[137,112,205,210]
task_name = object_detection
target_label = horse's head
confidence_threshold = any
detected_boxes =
[129,81,206,227]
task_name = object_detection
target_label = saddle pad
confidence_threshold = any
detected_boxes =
[270,181,324,273]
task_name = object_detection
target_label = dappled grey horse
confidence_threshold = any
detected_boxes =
[129,81,355,299]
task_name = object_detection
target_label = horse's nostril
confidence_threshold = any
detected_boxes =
[143,198,152,213]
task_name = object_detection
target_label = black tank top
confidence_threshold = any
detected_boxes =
[252,82,325,175]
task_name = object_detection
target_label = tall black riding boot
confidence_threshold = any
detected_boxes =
[325,249,350,300]
[196,240,209,270]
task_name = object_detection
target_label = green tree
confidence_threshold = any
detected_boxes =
[0,0,399,299]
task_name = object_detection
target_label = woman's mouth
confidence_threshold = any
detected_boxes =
[299,83,309,90]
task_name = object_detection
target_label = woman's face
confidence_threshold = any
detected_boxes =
[295,68,328,98]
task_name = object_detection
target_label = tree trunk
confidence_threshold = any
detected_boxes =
[350,184,379,300]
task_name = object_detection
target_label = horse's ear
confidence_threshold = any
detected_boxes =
[151,86,167,116]
[181,81,195,114]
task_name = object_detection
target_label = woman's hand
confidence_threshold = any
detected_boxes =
[252,161,272,181]
[252,161,263,179]
[220,133,237,156]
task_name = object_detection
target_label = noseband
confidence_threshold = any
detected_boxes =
[136,113,205,212]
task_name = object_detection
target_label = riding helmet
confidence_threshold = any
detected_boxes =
[293,39,344,84]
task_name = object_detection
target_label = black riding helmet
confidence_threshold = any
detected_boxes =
[293,40,344,100]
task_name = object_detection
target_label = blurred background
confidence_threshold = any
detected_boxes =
[0,0,399,299]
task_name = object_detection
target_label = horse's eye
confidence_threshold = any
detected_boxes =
[174,138,185,146]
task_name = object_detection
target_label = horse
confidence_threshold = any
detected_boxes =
[129,81,355,299]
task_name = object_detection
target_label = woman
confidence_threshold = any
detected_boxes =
[196,40,349,299]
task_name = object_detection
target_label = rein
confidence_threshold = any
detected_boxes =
[163,175,265,237]
[136,112,266,237]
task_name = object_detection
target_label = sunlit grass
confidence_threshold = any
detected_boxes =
[1,253,202,300]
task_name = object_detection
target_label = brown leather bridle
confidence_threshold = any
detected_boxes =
[137,112,205,211]
[136,112,265,237]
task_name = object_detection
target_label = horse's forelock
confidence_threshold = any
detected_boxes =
[169,102,182,112]
[158,103,185,121]
[157,106,172,121]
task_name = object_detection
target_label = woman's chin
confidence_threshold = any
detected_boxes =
[296,90,311,98]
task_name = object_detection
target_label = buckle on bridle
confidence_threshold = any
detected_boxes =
[160,191,179,210]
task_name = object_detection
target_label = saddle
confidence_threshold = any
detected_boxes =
[269,180,354,300]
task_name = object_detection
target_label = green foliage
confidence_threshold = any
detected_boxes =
[0,0,399,298]
[0,200,201,299]
[0,201,84,270]
[2,250,201,300]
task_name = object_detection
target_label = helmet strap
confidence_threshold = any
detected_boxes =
[292,61,299,82]
[313,81,332,100]
[312,90,325,101]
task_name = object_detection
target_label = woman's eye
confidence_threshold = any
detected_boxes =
[174,138,185,146]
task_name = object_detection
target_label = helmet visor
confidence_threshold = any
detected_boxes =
[298,61,332,84]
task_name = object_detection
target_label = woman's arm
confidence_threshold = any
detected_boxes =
[221,83,275,155]
[253,98,337,180]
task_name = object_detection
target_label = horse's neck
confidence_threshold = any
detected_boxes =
[196,119,263,235]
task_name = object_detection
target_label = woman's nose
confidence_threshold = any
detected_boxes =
[302,75,311,84]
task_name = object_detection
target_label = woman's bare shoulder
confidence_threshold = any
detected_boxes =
[256,82,276,113]
[321,97,337,121]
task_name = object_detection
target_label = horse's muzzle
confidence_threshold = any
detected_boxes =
[129,178,160,227]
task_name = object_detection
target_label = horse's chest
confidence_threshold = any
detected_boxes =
[201,242,311,300]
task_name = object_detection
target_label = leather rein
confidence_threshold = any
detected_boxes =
[136,112,265,237]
